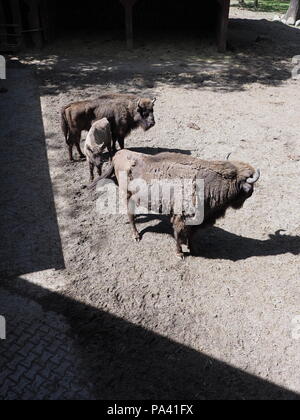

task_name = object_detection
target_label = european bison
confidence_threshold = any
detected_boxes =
[91,150,261,259]
[84,118,113,182]
[61,94,156,161]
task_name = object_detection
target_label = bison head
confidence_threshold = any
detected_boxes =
[231,167,261,209]
[134,98,156,131]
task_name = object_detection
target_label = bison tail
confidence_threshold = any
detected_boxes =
[61,108,69,141]
[88,164,115,190]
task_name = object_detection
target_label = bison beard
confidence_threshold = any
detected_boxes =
[61,94,156,161]
[90,150,261,260]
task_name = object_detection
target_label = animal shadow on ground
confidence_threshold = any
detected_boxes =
[192,228,300,261]
[136,215,300,261]
[129,147,192,156]
[136,215,173,237]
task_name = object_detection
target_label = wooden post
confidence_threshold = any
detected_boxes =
[24,0,43,48]
[11,0,22,27]
[0,0,8,47]
[11,0,23,49]
[125,4,133,49]
[39,0,50,42]
[217,0,230,53]
[120,0,138,49]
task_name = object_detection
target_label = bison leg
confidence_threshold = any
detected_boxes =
[75,142,86,160]
[89,162,95,183]
[97,163,103,177]
[66,133,74,161]
[112,140,117,155]
[128,213,141,242]
[107,143,113,161]
[118,137,125,150]
[172,216,186,260]
[68,144,74,162]
[127,199,141,242]
[174,232,185,260]
[68,130,85,161]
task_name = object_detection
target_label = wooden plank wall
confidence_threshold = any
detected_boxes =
[0,0,22,51]
[1,0,231,52]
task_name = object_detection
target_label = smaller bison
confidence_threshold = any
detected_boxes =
[61,94,156,161]
[84,118,113,182]
[91,150,261,260]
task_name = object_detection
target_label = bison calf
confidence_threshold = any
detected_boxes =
[91,150,261,260]
[84,118,113,182]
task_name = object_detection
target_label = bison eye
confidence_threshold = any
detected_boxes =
[139,108,149,118]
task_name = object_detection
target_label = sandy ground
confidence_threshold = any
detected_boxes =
[1,5,300,399]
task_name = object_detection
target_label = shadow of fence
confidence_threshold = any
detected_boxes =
[13,17,300,97]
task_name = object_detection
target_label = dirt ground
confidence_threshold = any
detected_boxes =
[1,4,300,399]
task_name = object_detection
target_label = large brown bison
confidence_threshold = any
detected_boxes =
[61,94,156,161]
[91,150,261,260]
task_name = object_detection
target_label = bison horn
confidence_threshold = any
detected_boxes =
[247,169,261,184]
[152,98,157,105]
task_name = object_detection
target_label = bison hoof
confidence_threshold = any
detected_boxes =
[177,253,185,261]
[134,234,141,243]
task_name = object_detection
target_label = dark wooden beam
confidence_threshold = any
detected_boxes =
[24,0,43,48]
[217,0,230,53]
[11,0,22,26]
[39,0,51,43]
[0,0,8,47]
[11,0,23,49]
[120,0,138,49]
